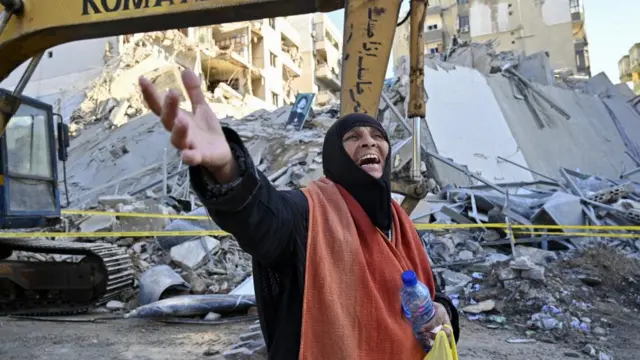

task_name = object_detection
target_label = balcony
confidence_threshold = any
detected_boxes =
[280,18,302,77]
[313,21,341,54]
[281,48,302,77]
[278,18,301,49]
[424,29,444,44]
[619,55,632,82]
[316,62,340,90]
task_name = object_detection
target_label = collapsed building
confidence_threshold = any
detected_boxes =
[5,31,640,360]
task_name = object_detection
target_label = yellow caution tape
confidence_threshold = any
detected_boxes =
[413,223,640,231]
[0,230,228,238]
[61,209,640,232]
[62,209,209,220]
[506,231,640,239]
[0,229,636,239]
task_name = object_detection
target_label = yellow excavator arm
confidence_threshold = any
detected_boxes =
[0,0,429,213]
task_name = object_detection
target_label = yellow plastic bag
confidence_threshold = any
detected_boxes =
[423,325,459,360]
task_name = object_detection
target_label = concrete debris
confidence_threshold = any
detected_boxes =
[170,237,220,270]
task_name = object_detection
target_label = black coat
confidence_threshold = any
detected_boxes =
[190,127,459,360]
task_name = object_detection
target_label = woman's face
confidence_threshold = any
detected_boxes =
[341,126,389,179]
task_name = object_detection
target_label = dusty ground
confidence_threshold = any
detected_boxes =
[1,248,638,359]
[0,316,620,360]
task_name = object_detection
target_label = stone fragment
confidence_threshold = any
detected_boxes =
[521,264,545,281]
[457,250,474,261]
[79,215,116,233]
[106,300,125,310]
[441,270,472,288]
[514,246,557,266]
[462,300,496,314]
[170,237,220,269]
[98,194,135,208]
[204,312,222,321]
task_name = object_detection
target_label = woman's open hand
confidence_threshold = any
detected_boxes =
[139,69,238,183]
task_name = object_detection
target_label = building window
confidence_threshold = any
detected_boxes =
[269,52,277,67]
[458,15,470,31]
[268,18,276,29]
[457,0,468,4]
[570,0,580,13]
[427,24,438,31]
[272,92,279,106]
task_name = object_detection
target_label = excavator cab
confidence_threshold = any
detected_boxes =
[0,91,133,317]
[0,89,68,229]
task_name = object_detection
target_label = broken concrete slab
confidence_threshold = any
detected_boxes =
[514,246,558,266]
[116,203,175,233]
[170,236,220,270]
[98,195,135,208]
[79,214,116,233]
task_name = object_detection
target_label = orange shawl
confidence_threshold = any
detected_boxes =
[299,178,436,360]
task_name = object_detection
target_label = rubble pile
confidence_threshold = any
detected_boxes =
[434,243,640,359]
[68,37,155,135]
[419,172,640,251]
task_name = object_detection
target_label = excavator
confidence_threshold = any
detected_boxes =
[0,0,430,315]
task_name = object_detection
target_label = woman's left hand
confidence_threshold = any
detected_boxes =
[419,302,453,343]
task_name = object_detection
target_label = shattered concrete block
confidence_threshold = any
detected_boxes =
[441,270,472,288]
[170,236,220,269]
[469,252,510,273]
[509,256,535,271]
[456,250,474,261]
[106,300,125,310]
[514,246,557,266]
[116,203,173,232]
[204,312,222,321]
[498,267,519,281]
[98,195,135,208]
[521,264,545,281]
[109,100,130,127]
[79,215,116,233]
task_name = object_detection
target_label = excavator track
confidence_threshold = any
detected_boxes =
[0,237,134,316]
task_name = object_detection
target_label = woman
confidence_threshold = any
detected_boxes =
[139,69,459,360]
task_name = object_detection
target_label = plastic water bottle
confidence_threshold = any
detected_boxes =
[400,269,436,352]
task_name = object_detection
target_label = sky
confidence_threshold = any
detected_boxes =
[326,0,640,82]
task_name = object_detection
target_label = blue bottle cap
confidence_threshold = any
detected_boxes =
[401,270,418,286]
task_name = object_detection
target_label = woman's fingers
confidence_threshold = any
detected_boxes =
[181,70,206,112]
[139,76,163,116]
[160,89,180,132]
[171,116,191,150]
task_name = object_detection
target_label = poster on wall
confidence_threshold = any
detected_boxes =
[285,93,315,131]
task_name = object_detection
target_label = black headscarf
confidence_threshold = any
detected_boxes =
[322,113,392,231]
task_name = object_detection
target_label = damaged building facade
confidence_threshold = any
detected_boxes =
[393,0,590,78]
[287,13,343,106]
[0,14,343,119]
[618,42,640,95]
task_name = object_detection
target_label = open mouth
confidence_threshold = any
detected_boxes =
[357,154,381,169]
